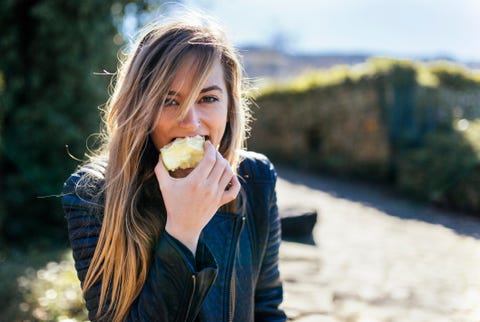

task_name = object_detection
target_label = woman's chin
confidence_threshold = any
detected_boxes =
[169,168,194,178]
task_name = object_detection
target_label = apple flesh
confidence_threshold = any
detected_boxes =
[160,135,205,175]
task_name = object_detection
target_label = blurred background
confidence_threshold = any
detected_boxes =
[1,0,480,321]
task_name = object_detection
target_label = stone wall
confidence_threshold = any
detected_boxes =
[248,64,480,181]
[249,79,391,179]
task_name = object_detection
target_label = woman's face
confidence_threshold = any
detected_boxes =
[151,57,228,151]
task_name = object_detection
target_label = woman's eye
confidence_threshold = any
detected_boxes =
[164,98,179,107]
[199,96,218,104]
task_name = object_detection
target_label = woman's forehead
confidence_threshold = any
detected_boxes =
[169,58,226,94]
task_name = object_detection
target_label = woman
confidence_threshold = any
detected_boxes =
[62,13,286,322]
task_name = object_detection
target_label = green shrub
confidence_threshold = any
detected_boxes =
[0,247,86,322]
[397,120,480,212]
[429,62,480,90]
[445,164,480,212]
[18,255,86,321]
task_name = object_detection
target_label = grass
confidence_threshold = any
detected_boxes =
[0,244,87,322]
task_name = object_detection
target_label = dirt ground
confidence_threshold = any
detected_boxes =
[275,166,480,322]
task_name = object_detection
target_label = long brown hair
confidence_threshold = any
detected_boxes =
[82,14,250,321]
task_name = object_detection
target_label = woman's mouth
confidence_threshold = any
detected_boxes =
[170,135,209,143]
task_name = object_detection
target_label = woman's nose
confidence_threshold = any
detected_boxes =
[179,106,200,129]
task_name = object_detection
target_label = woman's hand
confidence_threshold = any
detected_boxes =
[154,141,241,254]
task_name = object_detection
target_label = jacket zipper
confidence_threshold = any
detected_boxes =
[179,274,196,322]
[225,215,245,322]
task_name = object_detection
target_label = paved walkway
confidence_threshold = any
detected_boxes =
[275,166,480,322]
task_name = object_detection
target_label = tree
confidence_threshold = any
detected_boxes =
[0,0,162,245]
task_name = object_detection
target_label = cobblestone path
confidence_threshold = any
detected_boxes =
[276,167,480,322]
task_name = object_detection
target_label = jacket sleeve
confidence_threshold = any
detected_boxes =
[251,159,287,321]
[62,168,218,322]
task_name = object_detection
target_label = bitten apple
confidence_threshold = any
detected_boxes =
[160,135,205,172]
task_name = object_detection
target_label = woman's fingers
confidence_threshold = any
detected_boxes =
[217,159,234,189]
[207,151,228,183]
[191,142,235,192]
[220,174,241,205]
[155,140,239,214]
[191,141,217,178]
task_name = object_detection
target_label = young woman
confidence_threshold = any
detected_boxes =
[62,14,286,322]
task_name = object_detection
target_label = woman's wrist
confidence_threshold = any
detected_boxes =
[165,222,200,255]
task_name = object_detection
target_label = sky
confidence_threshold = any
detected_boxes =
[179,0,480,62]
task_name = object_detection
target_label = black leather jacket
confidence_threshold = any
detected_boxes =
[62,151,287,322]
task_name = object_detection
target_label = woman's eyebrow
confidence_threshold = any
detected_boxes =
[167,90,180,96]
[167,85,223,97]
[200,85,223,93]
